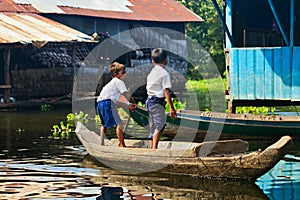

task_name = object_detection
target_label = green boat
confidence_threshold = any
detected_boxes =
[130,106,300,137]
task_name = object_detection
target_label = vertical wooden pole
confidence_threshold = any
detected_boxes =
[4,48,11,103]
[224,48,232,112]
[71,45,77,95]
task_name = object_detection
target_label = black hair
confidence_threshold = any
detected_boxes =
[151,48,167,64]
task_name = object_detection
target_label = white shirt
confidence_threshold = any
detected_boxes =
[97,77,128,103]
[146,65,171,98]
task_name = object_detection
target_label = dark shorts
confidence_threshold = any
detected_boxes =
[146,96,166,139]
[97,99,121,128]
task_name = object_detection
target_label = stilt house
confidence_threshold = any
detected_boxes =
[213,0,300,113]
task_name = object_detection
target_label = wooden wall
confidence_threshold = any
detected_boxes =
[229,47,300,102]
[11,68,73,100]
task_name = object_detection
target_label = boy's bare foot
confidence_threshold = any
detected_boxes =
[118,143,126,148]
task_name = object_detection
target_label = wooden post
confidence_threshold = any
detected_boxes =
[71,45,77,95]
[4,49,11,103]
[72,46,77,71]
[225,48,231,112]
[227,100,236,114]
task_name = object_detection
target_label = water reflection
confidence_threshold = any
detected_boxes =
[0,154,269,200]
[0,109,300,199]
[256,155,300,200]
[81,155,269,200]
[0,159,101,199]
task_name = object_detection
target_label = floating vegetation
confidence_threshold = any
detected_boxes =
[52,121,72,138]
[51,100,185,139]
[51,111,89,139]
[236,106,276,115]
[41,104,52,112]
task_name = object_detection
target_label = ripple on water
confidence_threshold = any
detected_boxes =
[256,155,300,200]
[0,161,101,199]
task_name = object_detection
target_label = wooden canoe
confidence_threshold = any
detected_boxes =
[131,106,300,137]
[75,122,293,181]
[82,155,270,200]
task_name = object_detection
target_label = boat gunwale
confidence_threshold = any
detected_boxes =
[175,113,300,128]
[133,106,300,123]
[178,109,300,122]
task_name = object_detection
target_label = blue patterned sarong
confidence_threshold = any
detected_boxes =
[146,96,166,139]
[97,99,121,128]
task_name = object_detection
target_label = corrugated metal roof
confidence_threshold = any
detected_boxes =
[0,13,93,45]
[14,0,134,13]
[0,0,38,12]
[1,0,203,22]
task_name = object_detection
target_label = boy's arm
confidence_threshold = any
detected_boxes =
[123,91,135,104]
[115,92,136,111]
[164,88,177,118]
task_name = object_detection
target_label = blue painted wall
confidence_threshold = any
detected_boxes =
[225,0,300,103]
[229,47,300,101]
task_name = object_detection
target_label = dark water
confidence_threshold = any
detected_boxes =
[0,108,299,199]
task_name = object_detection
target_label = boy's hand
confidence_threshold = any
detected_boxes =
[129,103,136,112]
[170,108,177,119]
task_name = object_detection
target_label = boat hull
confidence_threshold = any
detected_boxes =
[131,107,300,137]
[75,122,293,181]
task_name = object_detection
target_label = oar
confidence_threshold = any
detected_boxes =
[122,104,146,133]
[123,113,131,133]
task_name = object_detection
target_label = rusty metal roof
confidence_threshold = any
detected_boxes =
[1,0,203,22]
[0,13,93,45]
[0,0,38,13]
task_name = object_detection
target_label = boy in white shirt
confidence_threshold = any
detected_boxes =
[97,62,135,147]
[146,48,177,149]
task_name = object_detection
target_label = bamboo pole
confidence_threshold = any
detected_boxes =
[4,49,11,103]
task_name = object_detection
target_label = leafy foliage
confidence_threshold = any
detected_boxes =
[51,111,89,138]
[236,107,276,115]
[177,0,225,79]
[185,79,226,111]
[137,100,186,112]
[165,99,186,112]
[186,79,226,92]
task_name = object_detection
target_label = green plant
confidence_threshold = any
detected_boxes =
[41,104,52,112]
[74,111,89,124]
[137,100,186,111]
[65,112,89,126]
[186,79,226,92]
[95,115,101,128]
[177,0,225,79]
[236,106,276,115]
[138,102,145,107]
[185,79,226,111]
[52,121,72,139]
[51,111,89,138]
[165,99,186,112]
